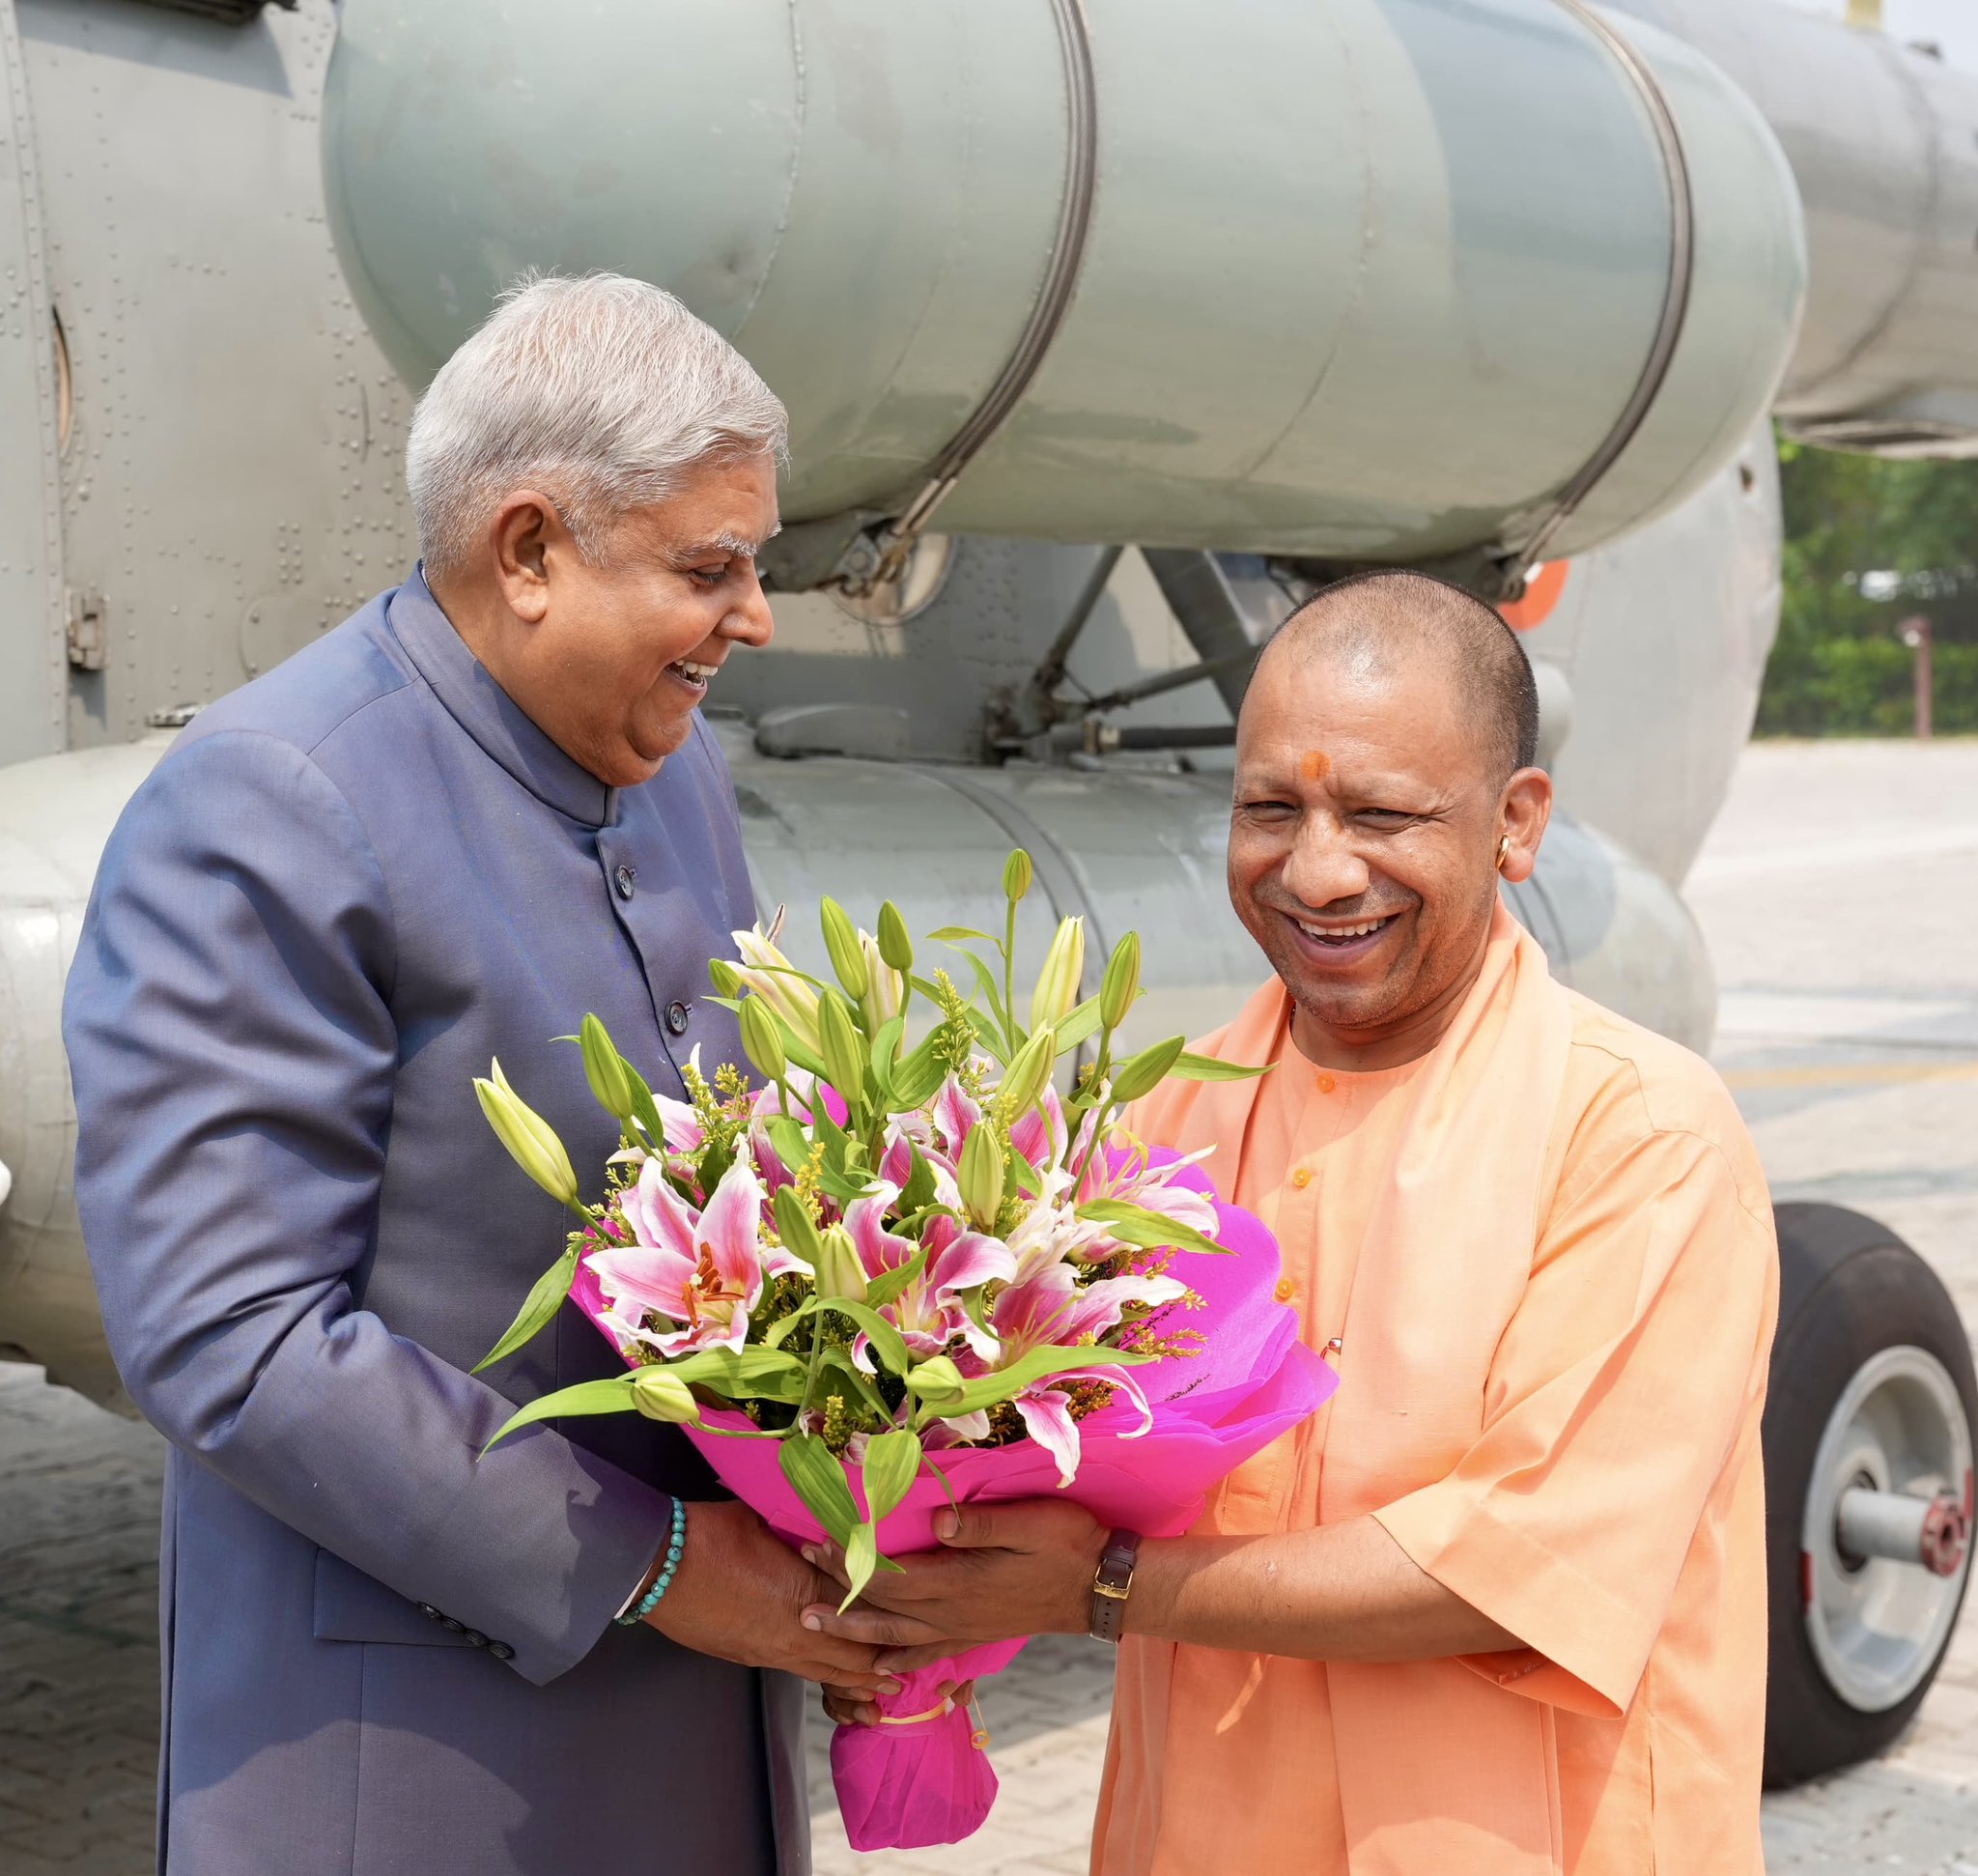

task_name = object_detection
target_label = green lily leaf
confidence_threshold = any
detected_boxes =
[766,1116,813,1183]
[817,1163,882,1207]
[480,1372,638,1453]
[1053,993,1105,1051]
[820,1347,894,1425]
[899,1141,939,1216]
[868,1014,906,1087]
[1009,1148,1046,1198]
[956,951,1014,1038]
[826,1298,911,1379]
[839,1521,881,1609]
[960,1009,1011,1068]
[1077,1197,1229,1258]
[1169,1052,1275,1083]
[471,1242,579,1376]
[620,1063,671,1156]
[927,926,999,947]
[1109,1035,1188,1105]
[780,1435,861,1549]
[861,1428,923,1525]
[667,1345,811,1401]
[939,1343,1154,1419]
[764,1294,821,1349]
[862,1243,928,1312]
[889,1031,949,1110]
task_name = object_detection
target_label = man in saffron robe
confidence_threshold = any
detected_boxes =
[805,569,1778,1874]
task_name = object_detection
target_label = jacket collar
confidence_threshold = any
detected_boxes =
[385,566,619,829]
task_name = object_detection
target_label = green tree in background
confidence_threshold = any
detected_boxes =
[1761,441,1978,735]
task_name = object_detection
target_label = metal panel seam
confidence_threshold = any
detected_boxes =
[1506,0,1698,575]
[731,0,807,338]
[900,762,1111,986]
[1786,30,1942,409]
[0,0,67,753]
[864,0,1099,581]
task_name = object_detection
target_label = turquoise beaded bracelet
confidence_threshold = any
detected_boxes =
[619,1498,688,1626]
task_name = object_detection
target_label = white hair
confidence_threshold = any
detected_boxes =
[406,271,788,577]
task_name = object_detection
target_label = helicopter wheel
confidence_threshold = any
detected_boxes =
[1763,1203,1975,1787]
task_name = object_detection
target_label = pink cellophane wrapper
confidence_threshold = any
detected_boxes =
[571,1150,1332,1852]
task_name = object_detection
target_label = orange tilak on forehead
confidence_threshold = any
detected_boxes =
[1299,749,1332,782]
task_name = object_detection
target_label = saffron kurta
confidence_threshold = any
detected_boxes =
[1094,910,1778,1876]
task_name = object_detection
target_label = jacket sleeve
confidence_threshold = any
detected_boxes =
[63,727,671,1685]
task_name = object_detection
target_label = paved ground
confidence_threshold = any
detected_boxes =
[3,738,1975,1873]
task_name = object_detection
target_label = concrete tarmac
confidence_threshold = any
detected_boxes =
[1,739,1973,1874]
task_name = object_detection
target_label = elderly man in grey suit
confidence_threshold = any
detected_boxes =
[63,274,889,1874]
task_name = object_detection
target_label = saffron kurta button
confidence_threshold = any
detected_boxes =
[1275,1278,1296,1302]
[613,864,636,900]
[1315,1072,1337,1094]
[1291,1166,1313,1189]
[666,1000,691,1036]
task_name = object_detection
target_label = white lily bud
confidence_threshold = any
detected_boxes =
[475,1061,579,1207]
[1029,916,1086,1034]
[813,1223,869,1303]
[631,1369,701,1424]
[906,1355,968,1408]
[579,1013,636,1123]
[998,1026,1056,1122]
[732,924,824,1056]
[958,1123,1007,1229]
[860,930,904,1026]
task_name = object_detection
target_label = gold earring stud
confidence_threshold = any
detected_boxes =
[1496,835,1512,870]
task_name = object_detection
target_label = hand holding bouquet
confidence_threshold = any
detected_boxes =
[473,854,1329,1849]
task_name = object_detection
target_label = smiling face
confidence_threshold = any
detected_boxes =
[1229,635,1551,1070]
[443,449,780,788]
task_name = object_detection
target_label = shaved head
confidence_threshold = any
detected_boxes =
[1229,566,1554,1070]
[1257,570,1540,783]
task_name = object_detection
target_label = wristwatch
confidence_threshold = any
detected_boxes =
[1088,1529,1141,1643]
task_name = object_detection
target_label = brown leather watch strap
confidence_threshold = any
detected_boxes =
[1088,1529,1141,1643]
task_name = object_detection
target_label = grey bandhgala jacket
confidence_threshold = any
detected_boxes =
[64,571,805,1875]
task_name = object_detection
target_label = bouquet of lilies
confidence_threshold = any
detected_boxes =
[473,852,1327,1849]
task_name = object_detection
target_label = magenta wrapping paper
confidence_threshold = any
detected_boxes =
[574,1152,1332,1850]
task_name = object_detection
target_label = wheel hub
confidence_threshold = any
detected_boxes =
[1800,1346,1974,1714]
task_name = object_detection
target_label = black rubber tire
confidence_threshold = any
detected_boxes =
[1763,1202,1977,1788]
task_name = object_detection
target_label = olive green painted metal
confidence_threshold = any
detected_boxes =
[323,0,1807,572]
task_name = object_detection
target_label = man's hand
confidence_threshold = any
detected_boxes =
[821,1677,975,1731]
[800,1500,1107,1674]
[643,1499,899,1694]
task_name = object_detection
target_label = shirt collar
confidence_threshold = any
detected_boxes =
[386,565,619,829]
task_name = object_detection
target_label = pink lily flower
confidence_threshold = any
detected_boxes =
[982,1256,1184,1485]
[1003,1199,1110,1285]
[990,1257,1186,1356]
[930,1074,982,1159]
[1007,1085,1068,1182]
[841,1182,1017,1366]
[1009,1372,1151,1489]
[588,1156,792,1356]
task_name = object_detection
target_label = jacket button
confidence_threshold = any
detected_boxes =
[440,1616,466,1634]
[487,1641,515,1662]
[614,864,636,900]
[464,1629,489,1649]
[666,1000,691,1036]
[416,1604,441,1622]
